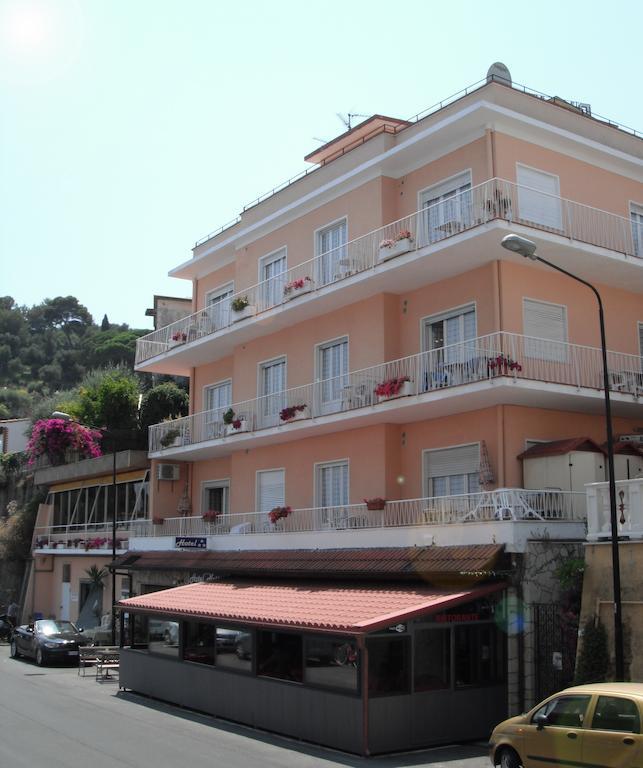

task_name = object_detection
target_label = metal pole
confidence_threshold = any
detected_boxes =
[111,436,117,646]
[532,254,624,680]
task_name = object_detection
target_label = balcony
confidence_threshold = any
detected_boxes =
[32,520,142,553]
[586,477,643,540]
[128,488,586,554]
[150,332,643,459]
[136,178,643,374]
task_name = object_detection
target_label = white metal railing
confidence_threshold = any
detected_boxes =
[149,332,643,452]
[586,477,643,540]
[135,178,642,366]
[32,519,142,550]
[131,489,585,540]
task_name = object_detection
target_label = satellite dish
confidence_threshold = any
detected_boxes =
[486,62,512,86]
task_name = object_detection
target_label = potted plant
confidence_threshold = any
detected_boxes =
[160,427,182,448]
[378,229,414,262]
[279,403,309,422]
[283,276,313,301]
[364,497,386,511]
[169,330,188,347]
[202,510,221,522]
[487,354,522,375]
[269,505,292,524]
[223,408,248,435]
[374,376,413,401]
[231,296,256,322]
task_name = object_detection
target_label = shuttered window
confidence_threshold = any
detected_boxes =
[424,444,480,497]
[523,299,568,362]
[639,322,643,358]
[420,171,472,244]
[316,461,349,508]
[257,469,285,513]
[516,165,562,230]
[631,205,643,258]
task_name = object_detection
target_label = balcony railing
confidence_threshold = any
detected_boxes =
[149,332,643,452]
[32,519,143,551]
[587,477,643,540]
[131,488,584,540]
[136,177,642,366]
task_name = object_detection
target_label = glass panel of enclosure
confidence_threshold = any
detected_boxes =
[215,626,252,672]
[260,250,287,309]
[454,623,504,687]
[304,636,358,691]
[148,617,180,657]
[260,358,286,427]
[257,630,303,682]
[130,613,148,648]
[183,621,215,666]
[317,221,347,286]
[50,478,148,533]
[319,338,348,413]
[368,636,411,696]
[414,627,451,691]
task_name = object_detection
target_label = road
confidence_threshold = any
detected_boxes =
[0,645,491,768]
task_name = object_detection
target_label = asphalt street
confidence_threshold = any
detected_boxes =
[0,645,491,768]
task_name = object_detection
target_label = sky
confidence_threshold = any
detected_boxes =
[1,0,642,330]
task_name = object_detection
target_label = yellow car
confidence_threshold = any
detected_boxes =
[489,683,643,768]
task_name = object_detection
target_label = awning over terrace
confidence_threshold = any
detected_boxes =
[118,579,506,636]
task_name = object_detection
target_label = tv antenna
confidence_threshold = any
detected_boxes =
[336,112,370,130]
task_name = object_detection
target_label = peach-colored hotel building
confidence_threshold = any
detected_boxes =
[30,66,643,753]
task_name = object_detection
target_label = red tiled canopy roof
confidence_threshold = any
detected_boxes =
[517,437,605,459]
[118,580,505,635]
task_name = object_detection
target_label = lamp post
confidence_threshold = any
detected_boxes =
[500,234,624,680]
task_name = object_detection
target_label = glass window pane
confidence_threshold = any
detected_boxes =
[592,696,640,733]
[454,625,504,688]
[533,695,591,728]
[414,628,450,691]
[304,636,358,691]
[215,627,252,672]
[257,630,303,682]
[183,621,215,665]
[367,637,411,696]
[148,618,179,657]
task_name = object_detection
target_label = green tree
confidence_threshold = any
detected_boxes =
[575,619,609,683]
[140,382,189,432]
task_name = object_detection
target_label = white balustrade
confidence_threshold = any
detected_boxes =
[586,478,643,540]
[136,178,642,366]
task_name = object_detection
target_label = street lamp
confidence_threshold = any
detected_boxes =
[500,233,624,680]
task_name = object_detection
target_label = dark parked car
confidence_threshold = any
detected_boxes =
[10,619,88,666]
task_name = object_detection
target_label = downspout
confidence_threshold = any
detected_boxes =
[359,635,370,756]
[485,128,497,179]
[493,259,506,487]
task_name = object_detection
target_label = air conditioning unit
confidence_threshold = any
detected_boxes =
[619,435,643,445]
[157,463,180,481]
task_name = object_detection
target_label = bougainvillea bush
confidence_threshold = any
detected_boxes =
[27,418,103,466]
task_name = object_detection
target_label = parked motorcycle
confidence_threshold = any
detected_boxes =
[0,614,16,642]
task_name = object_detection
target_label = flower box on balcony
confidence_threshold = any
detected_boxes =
[378,234,413,263]
[168,331,187,347]
[374,377,413,402]
[279,404,309,423]
[283,277,313,301]
[225,418,248,435]
[364,497,386,511]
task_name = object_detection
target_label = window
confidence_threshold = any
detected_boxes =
[259,248,287,310]
[454,624,504,687]
[202,481,229,517]
[316,461,349,508]
[367,636,411,696]
[256,469,285,517]
[631,204,643,257]
[148,617,180,657]
[424,444,480,498]
[259,357,286,428]
[523,298,568,362]
[591,696,640,733]
[419,171,472,244]
[257,630,303,682]
[423,305,477,386]
[216,627,252,672]
[304,636,358,691]
[317,337,348,413]
[183,621,215,666]
[516,165,562,230]
[638,322,643,362]
[316,219,347,286]
[532,695,591,728]
[205,283,234,331]
[414,628,450,691]
[204,380,231,438]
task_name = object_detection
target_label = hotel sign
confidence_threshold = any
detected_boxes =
[175,536,207,550]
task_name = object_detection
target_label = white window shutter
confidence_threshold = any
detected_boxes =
[424,445,480,478]
[523,299,567,361]
[257,470,285,512]
[516,166,562,230]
